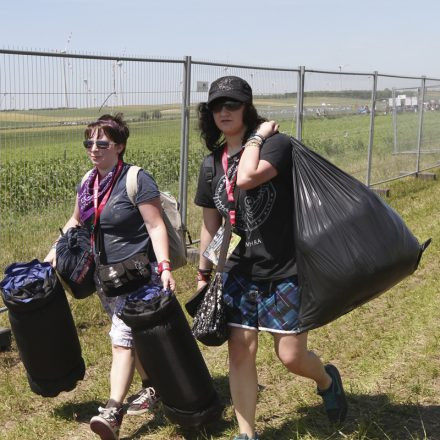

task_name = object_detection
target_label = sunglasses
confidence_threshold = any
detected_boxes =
[209,100,244,113]
[83,140,116,149]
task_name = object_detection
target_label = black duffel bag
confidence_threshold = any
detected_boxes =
[56,226,95,299]
[291,137,430,332]
[0,259,85,397]
[120,285,223,427]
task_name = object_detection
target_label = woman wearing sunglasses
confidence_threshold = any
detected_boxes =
[45,113,175,440]
[195,76,347,440]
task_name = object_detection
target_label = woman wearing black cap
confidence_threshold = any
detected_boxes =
[195,76,347,439]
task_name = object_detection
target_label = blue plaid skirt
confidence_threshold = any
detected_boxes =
[222,272,301,334]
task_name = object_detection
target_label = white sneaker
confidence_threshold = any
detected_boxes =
[126,387,159,415]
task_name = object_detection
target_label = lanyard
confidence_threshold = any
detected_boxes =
[90,159,123,249]
[221,146,242,226]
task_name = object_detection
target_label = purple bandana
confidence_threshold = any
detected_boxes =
[78,164,120,223]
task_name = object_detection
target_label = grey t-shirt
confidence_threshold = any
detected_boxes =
[92,163,160,264]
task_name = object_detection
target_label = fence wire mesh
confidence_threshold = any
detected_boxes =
[0,49,439,269]
[302,71,373,183]
[0,51,184,264]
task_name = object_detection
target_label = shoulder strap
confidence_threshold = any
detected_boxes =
[203,151,216,184]
[126,165,141,206]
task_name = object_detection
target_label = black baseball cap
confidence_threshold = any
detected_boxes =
[207,76,253,105]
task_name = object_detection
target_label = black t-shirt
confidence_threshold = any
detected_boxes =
[194,133,296,281]
[84,163,160,264]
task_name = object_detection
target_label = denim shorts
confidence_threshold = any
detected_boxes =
[222,272,301,334]
[96,262,160,348]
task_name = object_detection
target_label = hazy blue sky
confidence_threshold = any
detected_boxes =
[1,0,439,76]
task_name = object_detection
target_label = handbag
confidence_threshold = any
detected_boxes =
[191,218,231,346]
[96,251,151,298]
[185,283,209,318]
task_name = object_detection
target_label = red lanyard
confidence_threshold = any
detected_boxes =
[221,146,242,226]
[90,160,123,248]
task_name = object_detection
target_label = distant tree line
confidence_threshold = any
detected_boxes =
[257,89,418,100]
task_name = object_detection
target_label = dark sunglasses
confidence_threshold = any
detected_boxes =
[209,99,244,113]
[83,140,116,149]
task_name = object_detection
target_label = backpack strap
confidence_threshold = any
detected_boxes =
[126,165,141,206]
[203,151,217,184]
[80,169,94,186]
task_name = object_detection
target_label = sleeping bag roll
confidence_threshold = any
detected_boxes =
[120,286,223,427]
[0,260,85,397]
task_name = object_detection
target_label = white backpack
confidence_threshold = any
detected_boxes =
[81,166,187,270]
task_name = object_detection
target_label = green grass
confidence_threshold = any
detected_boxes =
[0,169,439,440]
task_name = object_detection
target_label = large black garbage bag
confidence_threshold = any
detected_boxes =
[120,285,223,427]
[291,138,430,333]
[0,259,85,397]
[56,226,95,299]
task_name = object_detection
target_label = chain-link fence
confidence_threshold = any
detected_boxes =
[1,49,439,268]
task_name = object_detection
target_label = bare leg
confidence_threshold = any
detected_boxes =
[273,332,331,390]
[109,345,136,403]
[228,327,259,438]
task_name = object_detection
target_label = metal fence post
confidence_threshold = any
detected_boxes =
[392,88,398,154]
[366,71,378,187]
[416,76,426,174]
[178,56,191,237]
[296,66,305,140]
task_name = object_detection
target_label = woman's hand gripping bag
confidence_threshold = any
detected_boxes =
[56,226,96,299]
[0,259,85,397]
[290,138,431,332]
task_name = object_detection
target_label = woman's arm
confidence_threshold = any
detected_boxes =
[197,207,222,289]
[138,197,176,291]
[44,196,81,267]
[236,120,279,190]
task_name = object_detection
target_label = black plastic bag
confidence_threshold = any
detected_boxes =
[291,138,430,332]
[120,285,223,427]
[0,259,85,397]
[56,226,95,299]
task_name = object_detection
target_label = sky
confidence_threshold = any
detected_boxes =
[1,0,439,78]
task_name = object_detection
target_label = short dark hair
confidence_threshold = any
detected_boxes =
[197,102,266,152]
[85,113,129,157]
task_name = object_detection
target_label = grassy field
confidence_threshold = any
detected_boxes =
[0,168,439,440]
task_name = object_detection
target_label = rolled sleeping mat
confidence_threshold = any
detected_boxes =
[0,259,85,397]
[120,285,223,427]
[56,226,96,299]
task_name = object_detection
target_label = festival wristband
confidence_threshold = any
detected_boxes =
[158,260,172,275]
[250,133,265,143]
[246,138,263,148]
[197,268,212,282]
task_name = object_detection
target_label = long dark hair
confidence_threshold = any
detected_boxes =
[197,102,266,152]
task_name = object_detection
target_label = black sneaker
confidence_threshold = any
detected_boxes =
[90,405,123,440]
[317,364,348,424]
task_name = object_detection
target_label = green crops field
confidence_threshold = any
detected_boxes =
[1,105,440,267]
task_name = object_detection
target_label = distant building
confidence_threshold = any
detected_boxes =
[388,94,418,112]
